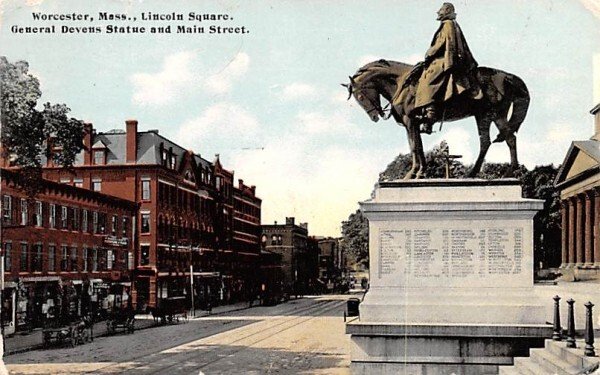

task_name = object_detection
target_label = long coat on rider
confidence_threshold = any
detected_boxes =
[414,19,478,109]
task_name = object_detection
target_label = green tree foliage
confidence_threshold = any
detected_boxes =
[341,142,561,269]
[0,57,83,173]
[341,210,369,268]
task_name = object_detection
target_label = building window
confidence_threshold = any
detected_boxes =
[111,215,117,235]
[92,248,98,271]
[93,150,105,165]
[20,199,28,226]
[92,179,102,192]
[122,217,128,237]
[48,245,55,272]
[82,210,88,232]
[83,248,88,272]
[49,204,56,228]
[92,212,98,234]
[35,201,42,227]
[170,154,176,170]
[72,208,79,231]
[2,195,12,223]
[70,247,78,271]
[107,250,113,270]
[140,245,150,266]
[141,213,150,234]
[4,243,12,272]
[141,179,151,200]
[271,235,277,245]
[98,213,106,234]
[61,206,68,229]
[74,179,83,188]
[61,245,68,271]
[20,243,28,272]
[32,243,42,272]
[59,178,71,184]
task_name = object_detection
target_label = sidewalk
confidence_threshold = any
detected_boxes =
[4,300,255,356]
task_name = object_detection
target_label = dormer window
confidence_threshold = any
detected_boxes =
[94,150,105,165]
[185,170,195,183]
[170,154,177,170]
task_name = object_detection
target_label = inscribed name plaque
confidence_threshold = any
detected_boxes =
[377,225,526,288]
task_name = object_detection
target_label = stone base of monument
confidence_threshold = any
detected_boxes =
[347,179,553,375]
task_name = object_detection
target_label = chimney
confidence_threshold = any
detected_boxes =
[286,217,295,226]
[126,119,138,163]
[250,185,256,195]
[238,179,244,189]
[83,122,93,165]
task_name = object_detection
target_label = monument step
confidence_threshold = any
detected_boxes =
[498,365,522,375]
[546,339,599,369]
[529,348,583,375]
[513,356,556,375]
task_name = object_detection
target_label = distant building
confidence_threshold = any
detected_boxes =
[555,103,600,281]
[317,237,345,290]
[0,168,137,333]
[261,217,314,295]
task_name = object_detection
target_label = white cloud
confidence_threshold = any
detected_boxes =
[175,101,260,151]
[296,111,357,135]
[280,82,317,101]
[204,52,250,95]
[131,51,196,106]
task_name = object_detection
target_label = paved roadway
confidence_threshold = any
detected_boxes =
[6,294,354,374]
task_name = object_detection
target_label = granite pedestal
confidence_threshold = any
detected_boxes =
[347,179,553,374]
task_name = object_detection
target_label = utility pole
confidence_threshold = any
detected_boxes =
[189,264,194,317]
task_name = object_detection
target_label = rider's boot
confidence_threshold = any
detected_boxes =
[419,105,436,134]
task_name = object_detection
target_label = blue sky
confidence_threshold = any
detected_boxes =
[1,0,598,236]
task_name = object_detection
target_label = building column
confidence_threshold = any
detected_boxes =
[576,194,585,267]
[585,191,594,266]
[595,188,600,267]
[568,197,576,267]
[561,199,569,267]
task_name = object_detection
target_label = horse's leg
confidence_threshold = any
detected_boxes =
[468,114,492,177]
[411,125,427,179]
[505,132,518,177]
[403,124,417,180]
[494,116,519,177]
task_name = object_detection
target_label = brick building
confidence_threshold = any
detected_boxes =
[41,120,261,311]
[0,168,137,334]
[261,217,318,295]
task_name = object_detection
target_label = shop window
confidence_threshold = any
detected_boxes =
[141,179,151,200]
[141,245,150,266]
[20,243,28,272]
[20,199,27,226]
[35,201,42,227]
[141,213,150,234]
[4,243,11,272]
[48,245,55,272]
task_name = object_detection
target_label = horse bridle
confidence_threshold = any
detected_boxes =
[350,84,392,119]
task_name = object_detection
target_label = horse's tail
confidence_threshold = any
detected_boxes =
[493,73,530,143]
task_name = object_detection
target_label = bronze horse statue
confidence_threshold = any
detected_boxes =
[344,60,529,179]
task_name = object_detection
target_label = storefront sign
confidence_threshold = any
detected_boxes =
[103,236,128,247]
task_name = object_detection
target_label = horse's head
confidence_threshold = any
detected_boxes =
[343,75,384,123]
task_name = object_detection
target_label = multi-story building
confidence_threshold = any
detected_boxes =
[0,168,137,333]
[262,217,318,295]
[42,120,261,311]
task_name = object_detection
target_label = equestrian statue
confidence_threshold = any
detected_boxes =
[343,2,529,179]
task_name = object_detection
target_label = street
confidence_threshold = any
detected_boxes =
[5,294,354,375]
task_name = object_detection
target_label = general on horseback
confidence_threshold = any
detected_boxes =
[344,2,529,179]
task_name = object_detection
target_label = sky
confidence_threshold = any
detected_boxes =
[0,0,598,237]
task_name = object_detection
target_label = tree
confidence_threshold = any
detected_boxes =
[0,57,83,179]
[341,210,369,268]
